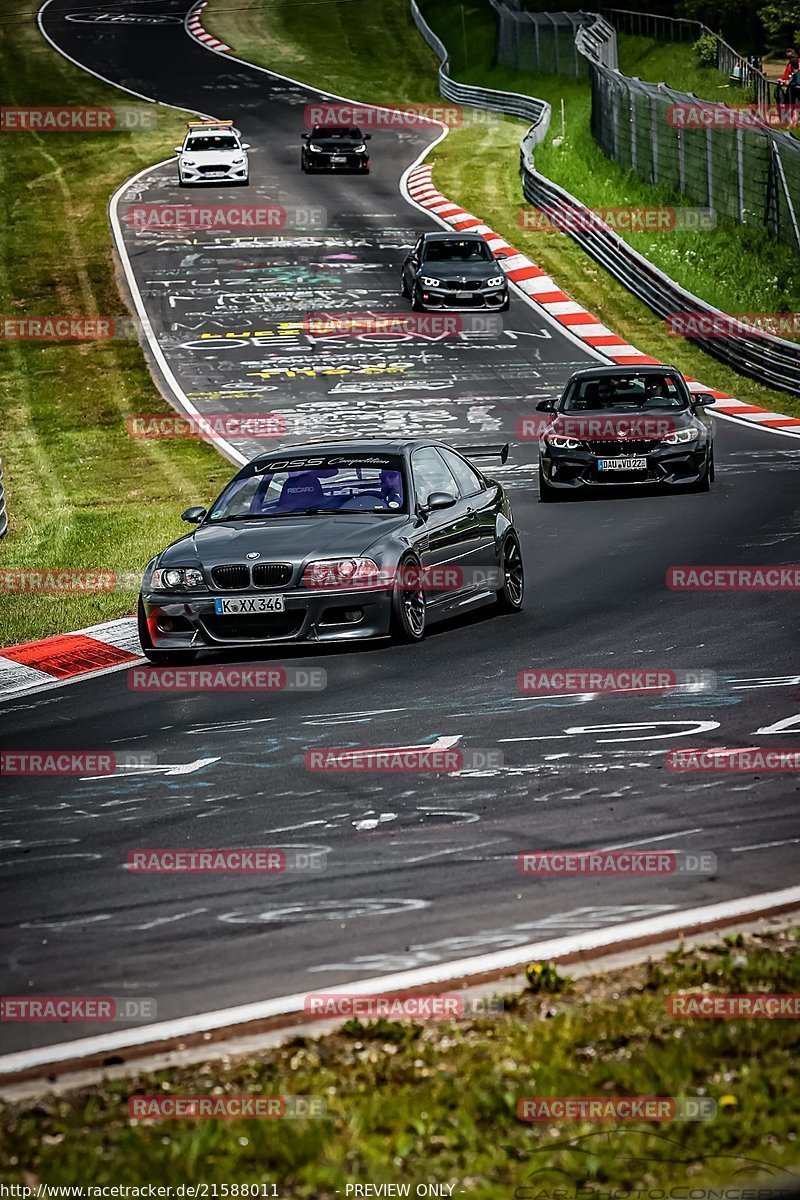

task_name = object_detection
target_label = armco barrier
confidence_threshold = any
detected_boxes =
[412,1,800,398]
[410,0,551,143]
[0,458,7,539]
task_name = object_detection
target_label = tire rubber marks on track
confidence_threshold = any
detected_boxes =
[405,164,800,433]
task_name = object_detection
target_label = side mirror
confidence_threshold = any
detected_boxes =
[241,143,251,150]
[301,132,309,140]
[181,506,207,524]
[174,146,182,154]
[423,491,458,513]
[535,399,555,412]
[495,250,509,260]
[692,391,716,406]
[364,133,372,140]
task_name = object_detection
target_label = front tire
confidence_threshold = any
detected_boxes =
[137,596,197,664]
[538,469,559,503]
[411,287,426,312]
[390,557,426,643]
[495,533,524,613]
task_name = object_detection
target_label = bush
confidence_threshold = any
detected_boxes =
[693,32,719,65]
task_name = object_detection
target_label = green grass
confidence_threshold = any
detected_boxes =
[0,2,231,648]
[2,928,798,1192]
[208,0,800,417]
[616,33,748,102]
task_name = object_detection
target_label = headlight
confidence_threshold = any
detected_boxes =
[486,276,505,287]
[232,155,246,164]
[151,567,206,590]
[308,144,323,153]
[546,435,583,449]
[661,428,699,445]
[301,557,383,590]
[421,276,442,287]
[182,160,196,167]
[354,143,367,152]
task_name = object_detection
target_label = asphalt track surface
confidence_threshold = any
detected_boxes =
[1,0,799,1057]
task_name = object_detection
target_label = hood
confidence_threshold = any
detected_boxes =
[548,406,695,440]
[158,515,409,568]
[181,148,241,163]
[417,260,499,282]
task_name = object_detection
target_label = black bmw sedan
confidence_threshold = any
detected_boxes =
[536,365,716,501]
[138,440,524,661]
[300,124,371,173]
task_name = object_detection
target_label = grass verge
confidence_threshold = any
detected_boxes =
[208,0,800,417]
[1,927,797,1192]
[0,3,231,648]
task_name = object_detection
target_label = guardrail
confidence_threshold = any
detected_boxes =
[521,170,800,396]
[410,0,551,142]
[0,458,7,539]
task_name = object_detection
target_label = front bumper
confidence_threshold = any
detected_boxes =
[141,586,395,649]
[417,281,507,309]
[179,164,248,184]
[539,443,710,490]
[304,151,369,171]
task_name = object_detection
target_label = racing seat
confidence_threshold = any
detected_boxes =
[276,473,327,512]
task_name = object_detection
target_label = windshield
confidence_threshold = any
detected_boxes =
[311,126,362,140]
[208,455,407,520]
[186,136,238,152]
[561,372,688,411]
[424,239,493,263]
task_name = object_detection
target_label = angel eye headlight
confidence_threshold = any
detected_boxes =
[421,276,442,287]
[486,275,505,287]
[661,428,699,445]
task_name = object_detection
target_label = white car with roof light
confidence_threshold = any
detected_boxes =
[175,121,250,186]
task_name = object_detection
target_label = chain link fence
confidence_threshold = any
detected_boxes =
[492,1,800,252]
[490,4,609,76]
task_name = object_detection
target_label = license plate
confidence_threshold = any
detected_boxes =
[456,291,472,301]
[598,457,647,471]
[330,155,346,163]
[214,595,285,615]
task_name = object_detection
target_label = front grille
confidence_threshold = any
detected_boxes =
[252,563,293,588]
[586,441,657,455]
[197,163,230,174]
[203,613,304,641]
[211,564,249,590]
[442,280,481,292]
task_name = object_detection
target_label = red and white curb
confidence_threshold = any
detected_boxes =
[0,618,141,702]
[406,164,800,434]
[186,0,231,53]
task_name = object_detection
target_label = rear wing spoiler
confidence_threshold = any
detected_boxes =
[460,443,509,465]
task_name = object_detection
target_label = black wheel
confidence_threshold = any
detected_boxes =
[401,274,411,299]
[495,533,524,612]
[538,469,559,503]
[178,178,187,188]
[499,295,510,312]
[688,451,712,493]
[390,557,426,643]
[137,596,197,664]
[411,287,426,312]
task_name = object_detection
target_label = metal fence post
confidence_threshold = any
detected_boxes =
[0,458,7,539]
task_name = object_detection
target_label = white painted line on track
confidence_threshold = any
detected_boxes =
[1,886,798,1081]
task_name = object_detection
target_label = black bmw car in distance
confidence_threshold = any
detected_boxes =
[300,125,371,173]
[401,232,509,311]
[536,365,716,501]
[138,440,524,661]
